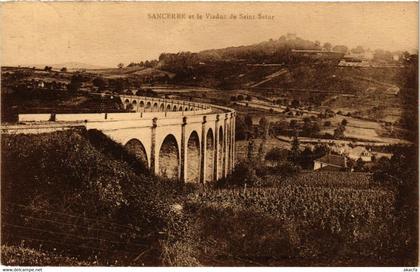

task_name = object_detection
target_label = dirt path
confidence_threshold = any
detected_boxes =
[249,68,288,88]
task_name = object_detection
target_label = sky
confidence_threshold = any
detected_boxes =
[1,2,418,68]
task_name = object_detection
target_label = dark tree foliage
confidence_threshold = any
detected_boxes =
[92,77,107,91]
[397,53,418,141]
[289,135,300,163]
[235,116,249,141]
[372,144,418,262]
[265,147,289,163]
[67,74,83,94]
[333,124,346,139]
[244,114,253,129]
[291,99,300,108]
[216,161,260,188]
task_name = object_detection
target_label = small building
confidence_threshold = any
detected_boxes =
[314,154,347,171]
[347,146,373,162]
[36,80,45,88]
[372,151,393,160]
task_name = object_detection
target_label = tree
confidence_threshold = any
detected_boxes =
[313,144,328,158]
[302,118,312,136]
[332,45,348,54]
[289,119,298,129]
[354,158,365,172]
[265,147,289,163]
[351,46,365,54]
[224,161,260,187]
[397,52,418,140]
[300,147,315,169]
[92,77,107,91]
[259,117,269,139]
[270,161,300,177]
[259,116,269,129]
[290,135,300,163]
[257,140,266,161]
[60,67,67,72]
[247,139,255,161]
[291,99,300,108]
[67,74,83,94]
[334,124,346,139]
[311,123,320,136]
[323,42,332,52]
[373,49,393,62]
[341,119,348,126]
[109,78,127,92]
[244,114,253,129]
[235,116,248,140]
[271,121,288,136]
[117,63,124,69]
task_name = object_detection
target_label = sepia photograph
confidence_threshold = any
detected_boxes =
[0,1,418,268]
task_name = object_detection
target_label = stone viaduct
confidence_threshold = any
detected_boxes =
[15,95,236,183]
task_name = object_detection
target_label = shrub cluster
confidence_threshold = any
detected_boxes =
[1,129,189,265]
[1,245,92,266]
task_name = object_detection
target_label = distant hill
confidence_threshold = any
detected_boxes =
[31,62,108,70]
[156,35,347,89]
[158,35,344,67]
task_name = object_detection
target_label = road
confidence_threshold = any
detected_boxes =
[276,135,411,147]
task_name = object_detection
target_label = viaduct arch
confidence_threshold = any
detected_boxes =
[16,95,236,183]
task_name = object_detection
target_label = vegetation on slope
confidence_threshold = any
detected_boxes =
[1,129,192,265]
[186,184,397,266]
[184,163,417,266]
[1,129,417,266]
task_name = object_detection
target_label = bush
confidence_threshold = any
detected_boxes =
[1,245,92,266]
[269,161,300,177]
[265,148,289,163]
[216,161,260,188]
[1,130,186,265]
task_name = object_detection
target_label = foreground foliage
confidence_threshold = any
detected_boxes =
[1,245,91,266]
[186,177,416,266]
[1,130,417,266]
[1,129,189,265]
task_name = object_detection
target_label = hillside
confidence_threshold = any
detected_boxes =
[1,129,417,266]
[154,35,411,93]
[1,129,187,265]
[157,35,346,89]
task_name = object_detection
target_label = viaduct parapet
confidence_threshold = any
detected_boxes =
[9,95,236,183]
